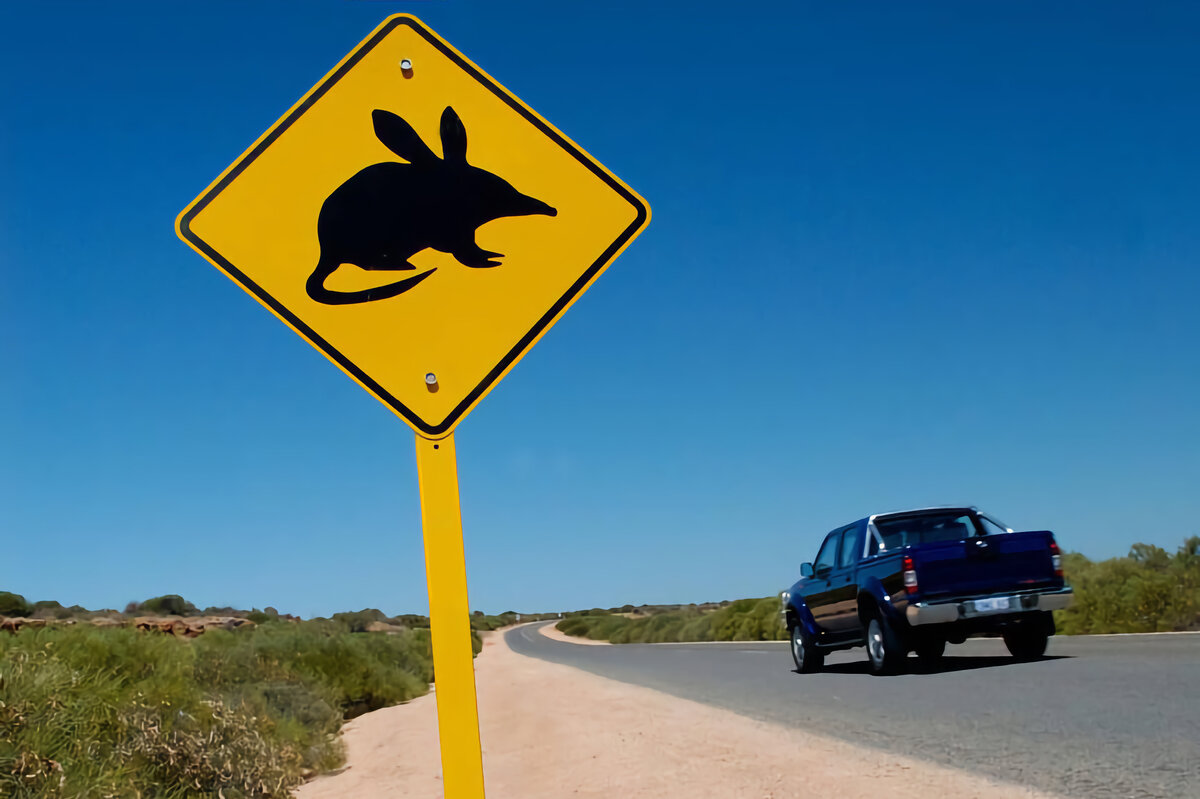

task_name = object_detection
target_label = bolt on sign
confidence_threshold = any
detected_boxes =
[177,14,648,438]
[175,14,649,799]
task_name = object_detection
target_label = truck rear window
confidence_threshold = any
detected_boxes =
[875,512,980,550]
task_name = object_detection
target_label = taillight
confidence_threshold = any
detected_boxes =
[1049,540,1063,577]
[903,555,918,595]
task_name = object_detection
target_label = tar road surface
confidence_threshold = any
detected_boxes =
[507,623,1198,799]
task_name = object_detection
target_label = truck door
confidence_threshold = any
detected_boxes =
[824,523,864,635]
[801,530,842,636]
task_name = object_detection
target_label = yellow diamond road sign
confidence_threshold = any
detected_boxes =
[177,14,649,437]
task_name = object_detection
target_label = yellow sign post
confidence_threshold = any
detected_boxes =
[176,14,648,797]
[415,434,484,797]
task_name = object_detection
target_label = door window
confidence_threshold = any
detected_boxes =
[813,532,839,576]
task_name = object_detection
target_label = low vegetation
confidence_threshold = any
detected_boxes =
[0,604,448,798]
[558,538,1200,644]
[1055,538,1199,634]
[557,597,787,643]
[0,589,564,797]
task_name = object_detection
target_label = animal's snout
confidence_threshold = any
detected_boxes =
[519,195,557,218]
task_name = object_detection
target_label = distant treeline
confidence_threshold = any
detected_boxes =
[558,597,787,643]
[0,591,560,633]
[557,538,1200,644]
[326,608,560,633]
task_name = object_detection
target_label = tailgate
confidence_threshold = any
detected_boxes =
[911,531,1061,599]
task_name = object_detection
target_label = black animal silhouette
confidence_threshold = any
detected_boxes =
[306,106,557,305]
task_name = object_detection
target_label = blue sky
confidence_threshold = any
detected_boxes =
[2,1,1198,617]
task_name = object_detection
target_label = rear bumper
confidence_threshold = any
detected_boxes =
[906,587,1074,627]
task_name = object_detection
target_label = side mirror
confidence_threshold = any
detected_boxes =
[800,562,814,578]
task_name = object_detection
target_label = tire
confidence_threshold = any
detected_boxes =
[866,614,907,675]
[914,637,946,666]
[1003,624,1049,660]
[790,625,823,673]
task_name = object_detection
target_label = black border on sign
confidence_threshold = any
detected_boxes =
[178,16,648,437]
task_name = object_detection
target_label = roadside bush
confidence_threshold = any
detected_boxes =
[0,625,272,798]
[556,616,593,637]
[0,619,437,797]
[556,597,786,644]
[1056,538,1200,634]
[563,607,613,618]
[137,594,197,616]
[469,612,518,631]
[331,608,387,632]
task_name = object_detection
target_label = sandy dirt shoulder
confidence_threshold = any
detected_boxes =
[535,620,610,645]
[296,624,1056,798]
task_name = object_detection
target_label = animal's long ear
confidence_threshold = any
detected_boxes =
[372,109,437,164]
[440,107,467,164]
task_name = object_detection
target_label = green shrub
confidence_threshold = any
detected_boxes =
[0,591,31,617]
[331,608,387,632]
[469,613,518,632]
[0,619,438,797]
[556,616,593,637]
[556,597,786,644]
[1056,538,1200,634]
[137,594,197,616]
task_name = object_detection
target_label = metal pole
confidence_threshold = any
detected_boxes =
[415,432,486,798]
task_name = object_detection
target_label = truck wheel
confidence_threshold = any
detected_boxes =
[866,615,907,675]
[1003,625,1048,660]
[914,637,945,666]
[790,625,823,673]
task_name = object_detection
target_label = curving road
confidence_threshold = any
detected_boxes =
[506,624,1200,799]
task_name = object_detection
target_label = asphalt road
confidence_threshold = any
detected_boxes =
[506,624,1199,799]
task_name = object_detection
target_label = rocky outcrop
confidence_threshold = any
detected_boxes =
[133,616,256,637]
[0,615,256,637]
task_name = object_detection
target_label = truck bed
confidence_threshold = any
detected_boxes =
[910,530,1060,600]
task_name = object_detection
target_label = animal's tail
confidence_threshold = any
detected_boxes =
[306,257,436,305]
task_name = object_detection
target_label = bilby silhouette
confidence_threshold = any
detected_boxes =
[306,106,557,305]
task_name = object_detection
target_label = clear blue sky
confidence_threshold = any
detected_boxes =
[3,1,1197,617]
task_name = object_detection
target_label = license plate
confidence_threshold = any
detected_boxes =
[974,596,1011,613]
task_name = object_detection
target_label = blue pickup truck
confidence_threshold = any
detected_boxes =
[782,507,1073,675]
